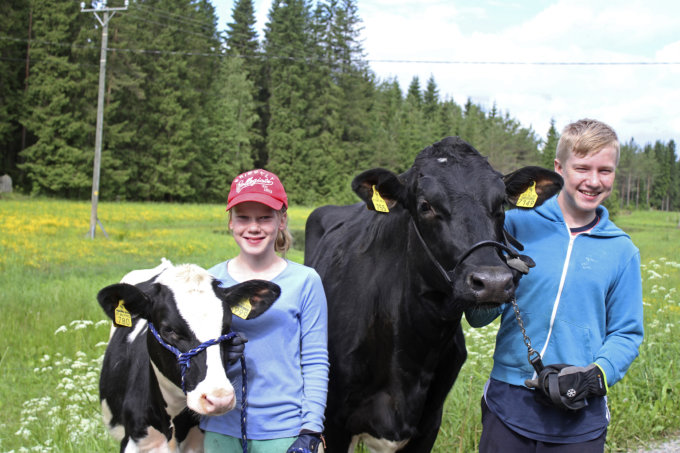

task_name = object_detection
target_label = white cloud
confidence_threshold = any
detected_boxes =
[215,0,680,144]
[358,0,680,143]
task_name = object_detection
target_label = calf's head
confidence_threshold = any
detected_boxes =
[98,263,280,415]
[353,136,562,309]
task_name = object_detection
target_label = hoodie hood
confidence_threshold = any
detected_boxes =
[534,195,629,239]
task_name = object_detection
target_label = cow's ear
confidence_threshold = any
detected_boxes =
[503,166,563,208]
[218,280,281,320]
[352,168,406,211]
[97,282,153,324]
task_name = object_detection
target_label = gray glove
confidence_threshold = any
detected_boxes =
[525,363,607,411]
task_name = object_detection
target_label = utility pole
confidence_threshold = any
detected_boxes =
[81,1,128,239]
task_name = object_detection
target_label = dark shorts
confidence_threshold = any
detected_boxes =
[479,397,607,453]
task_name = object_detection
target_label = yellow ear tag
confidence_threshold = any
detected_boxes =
[516,181,538,208]
[372,185,389,213]
[114,300,132,327]
[231,299,252,320]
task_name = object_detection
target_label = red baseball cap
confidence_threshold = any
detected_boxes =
[226,169,288,211]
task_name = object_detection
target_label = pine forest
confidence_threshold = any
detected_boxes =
[1,0,678,210]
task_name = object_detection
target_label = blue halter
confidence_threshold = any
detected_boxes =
[147,323,249,453]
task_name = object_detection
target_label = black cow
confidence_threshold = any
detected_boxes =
[304,137,562,452]
[97,259,280,452]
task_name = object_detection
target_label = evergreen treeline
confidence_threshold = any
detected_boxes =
[1,1,678,209]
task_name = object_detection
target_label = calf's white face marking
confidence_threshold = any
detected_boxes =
[153,264,236,415]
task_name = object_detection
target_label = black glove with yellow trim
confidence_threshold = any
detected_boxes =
[525,363,607,411]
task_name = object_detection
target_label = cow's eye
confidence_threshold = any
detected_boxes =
[419,201,432,213]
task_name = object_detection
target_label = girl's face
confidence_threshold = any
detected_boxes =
[229,202,286,258]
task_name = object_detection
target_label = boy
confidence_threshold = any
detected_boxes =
[467,118,644,452]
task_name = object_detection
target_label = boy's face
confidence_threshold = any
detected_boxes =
[554,145,617,224]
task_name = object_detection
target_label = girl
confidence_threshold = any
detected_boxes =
[202,169,328,453]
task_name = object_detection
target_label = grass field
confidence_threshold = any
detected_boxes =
[0,196,678,452]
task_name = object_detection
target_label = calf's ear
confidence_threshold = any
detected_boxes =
[97,282,154,322]
[218,280,281,320]
[503,166,563,208]
[352,168,406,211]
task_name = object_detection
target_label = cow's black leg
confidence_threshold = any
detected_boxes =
[401,326,467,453]
[120,436,129,453]
[398,409,443,453]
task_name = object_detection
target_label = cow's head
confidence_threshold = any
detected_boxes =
[97,263,280,416]
[352,136,562,309]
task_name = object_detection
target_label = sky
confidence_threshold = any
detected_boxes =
[213,0,680,146]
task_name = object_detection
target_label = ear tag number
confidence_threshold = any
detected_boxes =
[372,185,389,213]
[114,300,132,327]
[516,181,538,208]
[232,299,252,320]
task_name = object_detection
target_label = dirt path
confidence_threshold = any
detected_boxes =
[630,435,680,452]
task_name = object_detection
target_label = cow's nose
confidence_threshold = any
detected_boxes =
[466,266,514,303]
[201,392,236,415]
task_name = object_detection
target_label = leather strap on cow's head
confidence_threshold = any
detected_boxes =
[409,218,528,290]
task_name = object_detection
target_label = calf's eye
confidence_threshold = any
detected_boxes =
[161,327,181,344]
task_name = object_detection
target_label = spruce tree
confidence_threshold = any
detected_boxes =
[115,0,221,201]
[199,55,257,200]
[423,75,439,121]
[0,0,31,188]
[226,0,259,61]
[399,76,429,170]
[225,0,267,168]
[541,118,560,169]
[368,79,404,169]
[263,0,317,204]
[19,0,94,197]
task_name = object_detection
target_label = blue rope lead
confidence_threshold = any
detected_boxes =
[240,354,248,453]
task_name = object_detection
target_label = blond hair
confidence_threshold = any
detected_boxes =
[556,118,620,166]
[274,207,293,256]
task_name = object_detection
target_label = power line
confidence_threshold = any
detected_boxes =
[132,3,216,31]
[2,36,679,66]
[368,59,680,66]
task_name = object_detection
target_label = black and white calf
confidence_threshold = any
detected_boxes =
[97,259,280,452]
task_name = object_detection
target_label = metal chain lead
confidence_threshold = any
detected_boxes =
[509,297,544,373]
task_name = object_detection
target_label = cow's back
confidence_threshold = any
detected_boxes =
[305,203,366,270]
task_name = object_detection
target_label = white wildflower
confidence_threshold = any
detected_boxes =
[54,325,67,335]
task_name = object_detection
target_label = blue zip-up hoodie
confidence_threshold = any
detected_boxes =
[469,195,643,387]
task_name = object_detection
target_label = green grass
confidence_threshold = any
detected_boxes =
[0,198,678,452]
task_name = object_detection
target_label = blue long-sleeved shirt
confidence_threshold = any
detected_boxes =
[200,260,329,439]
